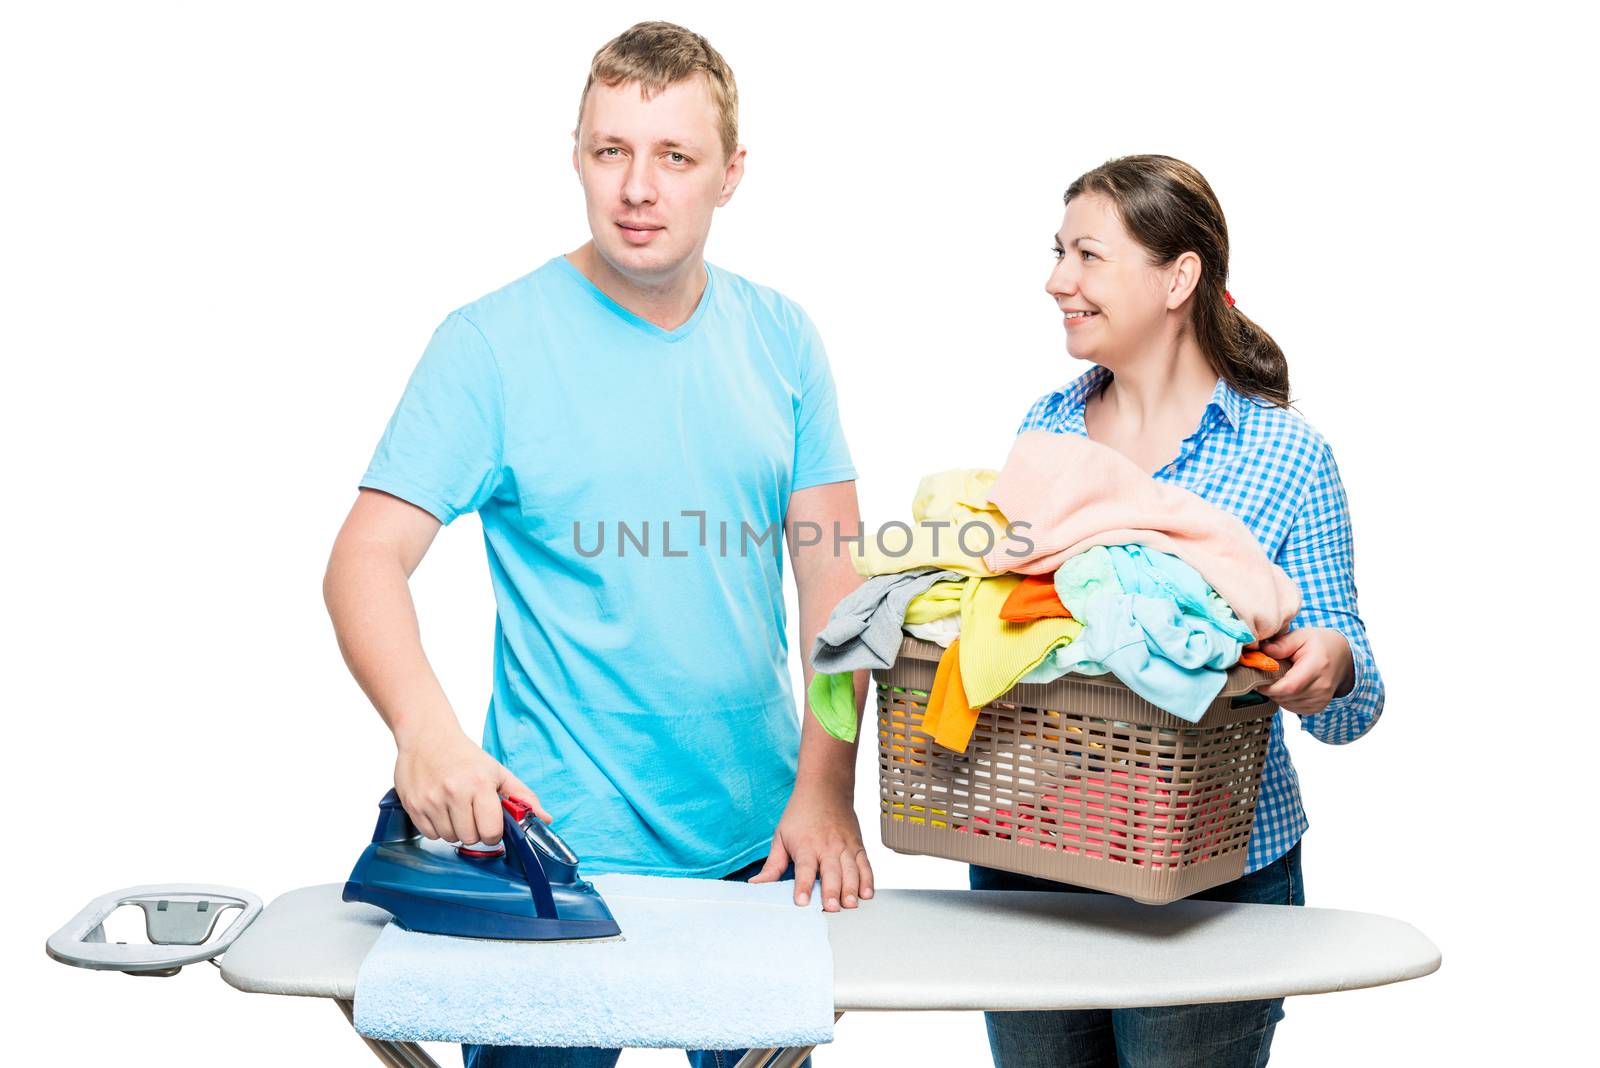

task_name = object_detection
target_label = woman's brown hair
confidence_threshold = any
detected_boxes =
[1066,155,1289,406]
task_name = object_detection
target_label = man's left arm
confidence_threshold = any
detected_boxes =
[748,479,875,910]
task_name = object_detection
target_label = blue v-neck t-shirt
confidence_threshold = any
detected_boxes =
[359,255,856,875]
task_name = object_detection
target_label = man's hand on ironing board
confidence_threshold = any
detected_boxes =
[394,724,552,845]
[749,779,875,912]
[766,481,874,911]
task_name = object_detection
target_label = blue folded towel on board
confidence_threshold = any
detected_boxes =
[352,873,834,1050]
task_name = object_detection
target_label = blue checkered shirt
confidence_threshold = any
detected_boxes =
[1017,365,1385,873]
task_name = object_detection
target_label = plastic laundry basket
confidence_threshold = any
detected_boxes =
[875,636,1279,905]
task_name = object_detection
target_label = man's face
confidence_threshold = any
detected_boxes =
[574,75,744,285]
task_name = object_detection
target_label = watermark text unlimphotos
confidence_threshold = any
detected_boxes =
[572,511,1034,560]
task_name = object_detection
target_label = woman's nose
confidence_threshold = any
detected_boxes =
[1046,257,1079,298]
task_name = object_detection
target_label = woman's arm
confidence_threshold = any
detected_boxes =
[1265,441,1386,744]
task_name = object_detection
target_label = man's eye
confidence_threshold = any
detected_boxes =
[600,147,621,157]
[668,152,688,164]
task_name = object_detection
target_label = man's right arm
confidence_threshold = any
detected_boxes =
[322,486,549,845]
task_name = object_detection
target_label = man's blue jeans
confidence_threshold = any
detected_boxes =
[968,840,1305,1068]
[462,856,811,1068]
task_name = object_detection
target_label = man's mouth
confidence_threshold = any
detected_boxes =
[617,221,663,247]
[618,222,663,245]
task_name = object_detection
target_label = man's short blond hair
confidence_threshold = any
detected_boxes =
[577,21,739,162]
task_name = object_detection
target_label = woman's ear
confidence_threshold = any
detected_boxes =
[1166,251,1202,310]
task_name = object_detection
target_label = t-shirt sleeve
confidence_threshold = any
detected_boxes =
[359,311,504,525]
[790,306,856,491]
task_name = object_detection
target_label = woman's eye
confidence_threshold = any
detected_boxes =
[1051,247,1065,260]
[1081,250,1098,261]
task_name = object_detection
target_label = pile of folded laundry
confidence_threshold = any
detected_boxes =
[808,431,1303,748]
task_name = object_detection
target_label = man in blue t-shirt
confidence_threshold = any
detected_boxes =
[323,21,873,922]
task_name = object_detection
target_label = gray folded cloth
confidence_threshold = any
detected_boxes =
[810,568,968,674]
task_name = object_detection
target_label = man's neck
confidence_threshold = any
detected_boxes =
[566,241,708,331]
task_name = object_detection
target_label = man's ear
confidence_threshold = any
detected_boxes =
[716,144,747,207]
[572,132,581,181]
[1166,250,1202,310]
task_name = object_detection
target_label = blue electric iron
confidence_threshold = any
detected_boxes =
[343,789,622,941]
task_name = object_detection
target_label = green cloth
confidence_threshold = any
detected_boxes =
[807,671,858,743]
[1056,542,1125,611]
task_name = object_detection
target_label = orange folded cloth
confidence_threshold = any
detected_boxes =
[1239,643,1279,672]
[917,638,982,752]
[998,573,1074,622]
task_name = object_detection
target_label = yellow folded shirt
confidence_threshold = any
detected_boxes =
[958,575,1084,707]
[904,580,964,625]
[853,469,1009,578]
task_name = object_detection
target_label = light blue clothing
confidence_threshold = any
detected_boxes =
[360,256,855,877]
[1018,545,1255,722]
[1018,365,1385,872]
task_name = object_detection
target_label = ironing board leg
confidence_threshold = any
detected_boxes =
[337,998,443,1068]
[732,1040,823,1068]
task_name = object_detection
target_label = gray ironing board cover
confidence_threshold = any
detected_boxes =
[221,884,1439,1010]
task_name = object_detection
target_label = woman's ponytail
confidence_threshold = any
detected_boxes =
[1200,292,1288,406]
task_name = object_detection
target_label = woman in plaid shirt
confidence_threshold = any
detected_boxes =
[970,155,1386,1068]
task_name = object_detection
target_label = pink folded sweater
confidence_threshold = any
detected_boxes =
[982,430,1301,640]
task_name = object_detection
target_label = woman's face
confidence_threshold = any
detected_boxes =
[1046,193,1172,366]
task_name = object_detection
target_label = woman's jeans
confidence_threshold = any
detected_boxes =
[462,856,810,1068]
[968,840,1304,1068]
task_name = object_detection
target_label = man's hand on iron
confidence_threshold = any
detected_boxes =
[394,724,551,846]
[749,781,874,911]
[1254,627,1355,716]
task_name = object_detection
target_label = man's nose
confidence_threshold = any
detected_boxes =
[622,159,656,207]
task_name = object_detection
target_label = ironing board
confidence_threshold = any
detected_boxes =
[218,883,1440,1068]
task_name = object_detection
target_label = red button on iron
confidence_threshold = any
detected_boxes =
[501,797,533,821]
[456,842,506,859]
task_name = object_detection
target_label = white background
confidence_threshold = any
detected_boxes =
[5,1,1594,1064]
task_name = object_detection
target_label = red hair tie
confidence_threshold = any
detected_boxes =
[1224,290,1236,307]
